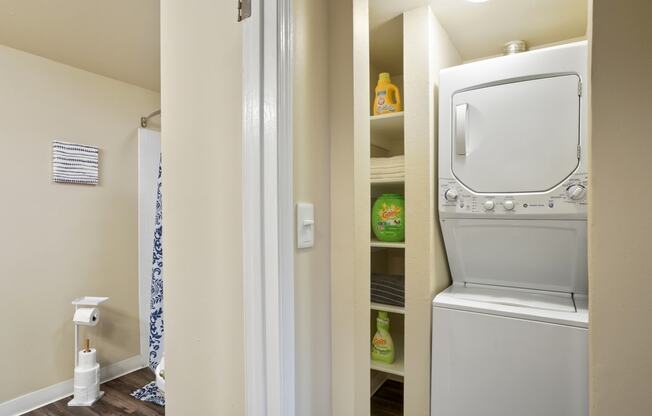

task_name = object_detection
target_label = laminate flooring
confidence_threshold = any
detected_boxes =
[25,368,164,416]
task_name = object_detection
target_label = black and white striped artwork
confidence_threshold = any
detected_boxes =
[52,140,99,185]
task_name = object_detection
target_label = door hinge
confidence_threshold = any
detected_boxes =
[578,81,583,96]
[238,0,251,21]
[577,145,582,159]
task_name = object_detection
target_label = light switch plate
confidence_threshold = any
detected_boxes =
[296,203,314,249]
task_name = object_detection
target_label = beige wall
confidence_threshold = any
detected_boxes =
[293,0,332,414]
[589,1,652,414]
[160,0,245,414]
[0,45,159,403]
[402,7,461,415]
[429,10,462,298]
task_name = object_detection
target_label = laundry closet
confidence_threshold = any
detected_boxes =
[329,1,590,415]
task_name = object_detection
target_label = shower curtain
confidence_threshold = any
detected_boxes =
[132,155,165,405]
[149,158,164,371]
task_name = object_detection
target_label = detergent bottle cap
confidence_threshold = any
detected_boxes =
[378,72,391,83]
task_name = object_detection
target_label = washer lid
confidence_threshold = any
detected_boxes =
[433,285,588,328]
[441,218,588,294]
[451,74,581,194]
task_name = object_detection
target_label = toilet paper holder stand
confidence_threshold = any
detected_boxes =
[69,296,108,407]
[72,297,108,366]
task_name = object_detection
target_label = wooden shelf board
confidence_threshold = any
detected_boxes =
[370,112,404,152]
[370,111,404,122]
[371,302,405,315]
[370,177,404,185]
[370,112,404,139]
[370,239,405,249]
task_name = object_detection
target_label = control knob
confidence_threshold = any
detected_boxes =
[483,200,495,211]
[503,200,515,211]
[444,188,458,202]
[566,184,586,200]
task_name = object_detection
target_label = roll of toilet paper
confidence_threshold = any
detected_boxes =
[74,364,99,387]
[78,348,97,369]
[73,383,99,403]
[73,307,100,326]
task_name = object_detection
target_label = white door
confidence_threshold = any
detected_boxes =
[451,75,581,194]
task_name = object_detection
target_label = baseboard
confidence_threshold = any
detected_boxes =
[0,355,147,416]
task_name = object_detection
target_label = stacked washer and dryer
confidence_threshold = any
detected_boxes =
[432,41,589,416]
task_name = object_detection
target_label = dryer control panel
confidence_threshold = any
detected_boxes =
[439,171,588,219]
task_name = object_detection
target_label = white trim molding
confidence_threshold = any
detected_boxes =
[277,0,296,414]
[242,0,295,415]
[0,355,145,416]
[242,0,266,413]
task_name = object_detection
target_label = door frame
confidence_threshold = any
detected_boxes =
[242,0,295,415]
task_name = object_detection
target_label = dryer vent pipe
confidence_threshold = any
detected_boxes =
[503,40,528,55]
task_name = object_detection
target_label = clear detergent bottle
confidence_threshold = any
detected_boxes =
[371,311,395,364]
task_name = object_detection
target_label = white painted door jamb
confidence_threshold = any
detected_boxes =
[242,0,295,415]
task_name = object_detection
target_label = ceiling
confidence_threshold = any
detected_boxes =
[430,0,588,60]
[0,0,160,91]
[0,0,587,90]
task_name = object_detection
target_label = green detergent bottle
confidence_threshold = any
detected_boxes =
[372,194,405,242]
[371,311,395,364]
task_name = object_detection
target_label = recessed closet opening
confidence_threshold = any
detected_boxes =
[364,1,589,414]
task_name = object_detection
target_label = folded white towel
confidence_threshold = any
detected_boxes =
[371,155,405,168]
[369,173,405,179]
[371,166,405,174]
[52,140,99,185]
[371,176,404,183]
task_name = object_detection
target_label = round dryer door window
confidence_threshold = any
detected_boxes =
[451,74,581,194]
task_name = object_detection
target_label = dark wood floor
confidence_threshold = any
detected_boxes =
[28,368,399,416]
[371,380,403,416]
[26,369,164,416]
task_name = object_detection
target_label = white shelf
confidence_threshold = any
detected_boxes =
[370,177,404,185]
[371,302,405,315]
[370,327,405,377]
[371,239,405,249]
[72,296,109,306]
[370,112,404,138]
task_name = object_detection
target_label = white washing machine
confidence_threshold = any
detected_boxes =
[432,41,589,416]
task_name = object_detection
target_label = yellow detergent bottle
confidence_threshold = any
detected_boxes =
[373,73,402,115]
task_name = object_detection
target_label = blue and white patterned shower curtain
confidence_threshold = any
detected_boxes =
[149,158,164,371]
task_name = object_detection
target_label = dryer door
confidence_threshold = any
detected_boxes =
[451,74,581,194]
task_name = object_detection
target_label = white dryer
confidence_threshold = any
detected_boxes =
[432,41,589,416]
